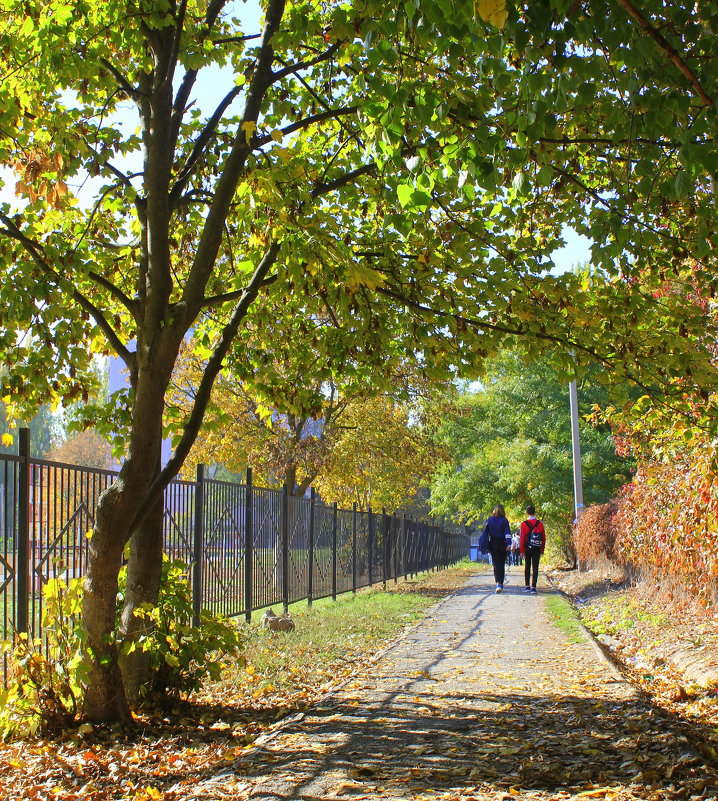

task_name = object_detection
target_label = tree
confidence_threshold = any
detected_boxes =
[313,391,447,513]
[2,0,498,719]
[167,294,418,496]
[170,329,450,508]
[44,429,114,470]
[2,0,718,723]
[429,348,634,542]
[0,399,58,457]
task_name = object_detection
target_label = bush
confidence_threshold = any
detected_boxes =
[572,500,618,570]
[0,577,87,739]
[611,457,718,609]
[122,558,243,699]
[0,558,243,738]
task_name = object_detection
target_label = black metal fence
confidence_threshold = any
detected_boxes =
[1,428,469,665]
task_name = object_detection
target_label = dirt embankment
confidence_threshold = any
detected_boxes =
[547,564,718,748]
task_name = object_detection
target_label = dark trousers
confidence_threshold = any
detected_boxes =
[524,548,541,588]
[489,538,507,586]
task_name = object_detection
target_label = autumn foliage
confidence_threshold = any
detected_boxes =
[572,500,618,570]
[575,446,718,609]
[612,454,718,608]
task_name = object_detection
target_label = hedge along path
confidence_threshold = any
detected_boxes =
[198,569,717,801]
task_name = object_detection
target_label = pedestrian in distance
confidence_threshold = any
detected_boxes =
[520,504,546,594]
[481,503,512,593]
[511,530,521,566]
[511,526,523,565]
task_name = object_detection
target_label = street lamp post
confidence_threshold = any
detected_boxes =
[569,378,584,521]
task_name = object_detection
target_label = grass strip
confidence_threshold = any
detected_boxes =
[212,561,479,714]
[545,592,586,644]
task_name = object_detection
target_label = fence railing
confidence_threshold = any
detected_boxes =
[0,429,469,674]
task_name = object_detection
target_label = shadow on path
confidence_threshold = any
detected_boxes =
[193,570,718,800]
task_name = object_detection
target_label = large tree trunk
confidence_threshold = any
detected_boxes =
[83,365,171,722]
[118,494,165,706]
[82,482,134,723]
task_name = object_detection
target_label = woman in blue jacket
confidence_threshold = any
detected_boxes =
[482,504,512,593]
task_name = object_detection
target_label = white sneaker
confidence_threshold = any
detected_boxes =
[495,584,502,593]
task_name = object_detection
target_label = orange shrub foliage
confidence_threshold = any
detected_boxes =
[610,451,718,607]
[572,501,618,568]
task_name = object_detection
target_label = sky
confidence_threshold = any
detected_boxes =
[551,227,592,274]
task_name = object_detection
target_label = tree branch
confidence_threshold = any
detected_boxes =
[310,161,377,197]
[202,274,277,308]
[129,241,281,534]
[170,0,231,149]
[168,0,189,88]
[212,33,262,45]
[616,0,713,107]
[254,106,358,147]
[272,41,342,82]
[87,268,138,319]
[181,0,286,311]
[0,214,135,370]
[373,282,612,367]
[99,57,141,98]
[170,86,244,206]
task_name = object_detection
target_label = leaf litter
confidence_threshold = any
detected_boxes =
[1,565,717,800]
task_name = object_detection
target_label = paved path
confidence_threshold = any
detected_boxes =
[207,568,717,801]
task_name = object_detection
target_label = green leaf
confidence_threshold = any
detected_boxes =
[674,171,693,197]
[397,183,414,208]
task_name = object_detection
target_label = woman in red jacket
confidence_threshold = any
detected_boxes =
[519,504,545,594]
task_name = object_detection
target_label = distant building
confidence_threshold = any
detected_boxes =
[108,355,172,468]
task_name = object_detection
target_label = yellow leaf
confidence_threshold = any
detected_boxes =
[345,263,386,292]
[140,789,162,801]
[270,129,284,142]
[85,528,94,540]
[1,433,13,447]
[474,0,508,29]
[241,120,256,144]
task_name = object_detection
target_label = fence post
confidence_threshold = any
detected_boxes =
[401,513,407,580]
[16,428,30,636]
[393,513,399,585]
[368,506,374,586]
[281,483,289,613]
[332,502,338,601]
[192,463,205,628]
[352,503,357,594]
[408,516,414,579]
[382,509,388,589]
[307,487,315,608]
[244,467,253,623]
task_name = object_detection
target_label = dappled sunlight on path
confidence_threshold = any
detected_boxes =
[198,571,716,800]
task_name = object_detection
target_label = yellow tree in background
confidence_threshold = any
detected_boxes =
[171,353,350,496]
[169,339,449,510]
[45,430,114,470]
[313,393,447,513]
